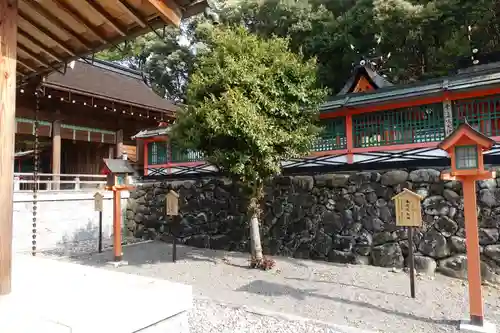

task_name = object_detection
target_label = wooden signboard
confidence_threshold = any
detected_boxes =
[165,190,180,216]
[393,189,423,227]
[94,192,104,212]
[392,188,423,299]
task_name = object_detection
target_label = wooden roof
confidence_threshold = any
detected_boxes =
[132,125,171,139]
[14,0,210,83]
[44,59,178,113]
[337,65,393,95]
[392,188,423,201]
[320,65,500,113]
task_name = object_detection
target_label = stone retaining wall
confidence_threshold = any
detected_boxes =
[126,170,500,282]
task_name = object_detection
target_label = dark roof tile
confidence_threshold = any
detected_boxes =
[45,59,178,113]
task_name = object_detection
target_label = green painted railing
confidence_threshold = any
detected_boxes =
[147,141,204,164]
[171,145,204,163]
[147,142,169,165]
[147,97,500,165]
[453,95,500,136]
[352,103,445,148]
[313,117,347,151]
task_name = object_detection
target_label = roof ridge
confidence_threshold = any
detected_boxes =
[78,58,144,81]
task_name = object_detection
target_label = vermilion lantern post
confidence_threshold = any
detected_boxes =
[438,122,496,333]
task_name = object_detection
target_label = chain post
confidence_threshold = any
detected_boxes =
[32,85,43,256]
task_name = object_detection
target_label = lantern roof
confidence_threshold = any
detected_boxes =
[438,121,496,152]
[102,158,136,174]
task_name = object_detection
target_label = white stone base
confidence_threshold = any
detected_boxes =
[107,259,129,267]
[460,320,496,333]
[0,255,192,333]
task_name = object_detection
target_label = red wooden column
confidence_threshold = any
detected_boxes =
[462,177,484,325]
[143,139,149,176]
[346,115,354,164]
[113,189,122,262]
[0,0,18,296]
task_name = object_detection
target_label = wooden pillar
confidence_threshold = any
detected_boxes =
[52,120,61,190]
[115,129,123,158]
[143,139,149,176]
[136,139,144,166]
[462,177,485,326]
[346,115,354,164]
[113,190,122,262]
[0,0,18,296]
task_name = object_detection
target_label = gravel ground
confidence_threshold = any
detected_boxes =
[55,241,500,333]
[190,298,361,333]
[30,236,146,258]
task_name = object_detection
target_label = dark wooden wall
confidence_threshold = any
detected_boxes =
[62,140,110,175]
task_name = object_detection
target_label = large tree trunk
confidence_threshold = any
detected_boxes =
[248,181,264,263]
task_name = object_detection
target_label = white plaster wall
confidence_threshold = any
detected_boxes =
[13,191,129,255]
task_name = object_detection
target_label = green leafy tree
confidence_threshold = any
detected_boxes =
[170,25,327,267]
[97,0,500,100]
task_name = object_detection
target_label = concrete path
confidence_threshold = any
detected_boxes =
[0,253,192,333]
[57,241,500,333]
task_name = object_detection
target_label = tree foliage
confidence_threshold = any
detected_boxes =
[97,0,500,102]
[170,25,326,183]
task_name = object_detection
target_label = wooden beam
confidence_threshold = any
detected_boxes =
[18,12,76,56]
[17,44,49,68]
[117,0,147,28]
[18,28,63,63]
[183,0,209,18]
[17,59,37,72]
[20,1,92,49]
[50,0,108,44]
[0,0,17,296]
[147,0,182,27]
[87,1,127,36]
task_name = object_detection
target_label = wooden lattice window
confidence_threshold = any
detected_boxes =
[147,141,169,165]
[453,95,500,136]
[455,145,478,170]
[352,103,445,148]
[314,117,347,151]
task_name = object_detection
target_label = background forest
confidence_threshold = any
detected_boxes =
[98,0,500,102]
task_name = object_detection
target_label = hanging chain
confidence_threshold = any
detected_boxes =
[32,85,43,256]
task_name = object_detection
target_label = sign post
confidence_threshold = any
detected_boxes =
[102,158,136,265]
[392,188,423,299]
[165,190,180,262]
[94,192,104,253]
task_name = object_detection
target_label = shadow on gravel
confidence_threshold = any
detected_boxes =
[284,276,407,297]
[236,280,458,328]
[68,241,225,267]
[67,240,315,272]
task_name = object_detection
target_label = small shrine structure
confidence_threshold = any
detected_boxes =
[136,55,500,179]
